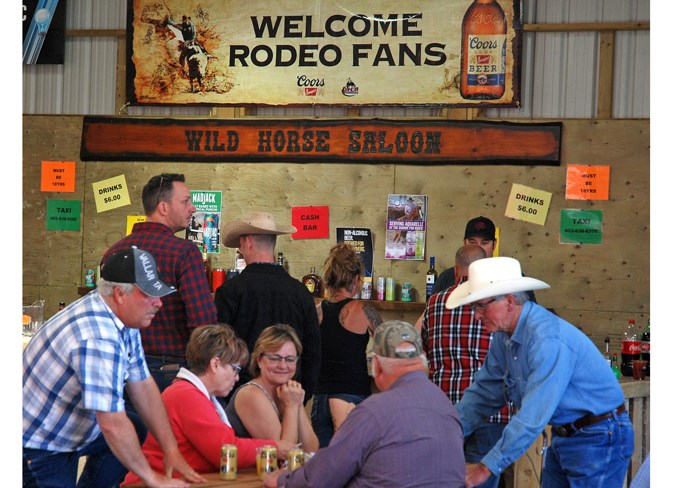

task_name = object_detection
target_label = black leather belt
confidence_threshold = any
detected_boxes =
[551,404,626,437]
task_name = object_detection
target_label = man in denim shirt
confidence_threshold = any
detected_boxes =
[446,257,634,488]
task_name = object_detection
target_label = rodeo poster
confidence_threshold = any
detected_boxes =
[126,0,521,106]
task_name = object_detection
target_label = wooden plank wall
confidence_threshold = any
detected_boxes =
[23,115,649,357]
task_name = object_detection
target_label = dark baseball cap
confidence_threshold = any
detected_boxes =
[101,246,176,297]
[464,216,496,240]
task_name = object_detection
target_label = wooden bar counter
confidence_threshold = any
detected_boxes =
[125,469,262,487]
[511,377,650,488]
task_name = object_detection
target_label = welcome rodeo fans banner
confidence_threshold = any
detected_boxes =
[126,0,522,106]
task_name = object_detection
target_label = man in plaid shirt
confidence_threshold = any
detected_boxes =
[421,244,512,488]
[23,247,206,487]
[103,174,217,392]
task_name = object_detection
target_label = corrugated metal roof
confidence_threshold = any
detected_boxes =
[23,0,649,118]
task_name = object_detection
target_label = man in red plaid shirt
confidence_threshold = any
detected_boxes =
[421,244,512,488]
[103,173,217,393]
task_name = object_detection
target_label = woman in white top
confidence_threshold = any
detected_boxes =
[225,324,319,453]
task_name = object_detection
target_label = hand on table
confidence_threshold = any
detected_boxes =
[263,468,288,487]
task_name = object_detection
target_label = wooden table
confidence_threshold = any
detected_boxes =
[125,470,263,487]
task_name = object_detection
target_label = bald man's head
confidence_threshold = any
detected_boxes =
[454,244,487,280]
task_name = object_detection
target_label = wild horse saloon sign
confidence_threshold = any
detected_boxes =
[81,117,561,165]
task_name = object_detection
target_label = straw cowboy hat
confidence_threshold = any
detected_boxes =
[445,257,550,309]
[222,211,297,248]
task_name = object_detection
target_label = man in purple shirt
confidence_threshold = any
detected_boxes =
[264,320,465,488]
[103,173,217,392]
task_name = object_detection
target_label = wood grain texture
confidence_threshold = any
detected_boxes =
[24,116,649,353]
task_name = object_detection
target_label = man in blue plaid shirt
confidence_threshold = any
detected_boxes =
[23,247,206,488]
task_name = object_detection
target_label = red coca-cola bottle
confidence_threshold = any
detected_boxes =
[620,319,640,377]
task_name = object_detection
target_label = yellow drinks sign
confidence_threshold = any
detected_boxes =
[504,183,551,225]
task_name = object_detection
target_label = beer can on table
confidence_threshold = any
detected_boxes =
[376,276,385,301]
[288,448,305,471]
[220,444,237,480]
[211,268,226,292]
[257,445,278,479]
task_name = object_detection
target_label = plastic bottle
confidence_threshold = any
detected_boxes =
[611,353,621,379]
[640,319,650,376]
[620,319,640,377]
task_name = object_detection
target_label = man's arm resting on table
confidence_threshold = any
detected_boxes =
[125,377,207,484]
[95,410,192,487]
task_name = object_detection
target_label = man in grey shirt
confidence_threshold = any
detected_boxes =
[264,320,465,488]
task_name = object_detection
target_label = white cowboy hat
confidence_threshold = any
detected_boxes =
[222,211,297,248]
[445,257,550,309]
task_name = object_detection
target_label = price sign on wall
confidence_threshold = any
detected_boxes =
[92,174,131,213]
[504,183,552,225]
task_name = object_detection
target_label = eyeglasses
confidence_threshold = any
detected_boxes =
[228,362,242,374]
[471,298,498,312]
[262,353,299,365]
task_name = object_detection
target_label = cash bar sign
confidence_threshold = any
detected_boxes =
[126,0,522,107]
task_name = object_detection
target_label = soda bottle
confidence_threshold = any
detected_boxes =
[603,336,611,367]
[620,319,640,377]
[611,353,621,379]
[640,319,650,376]
[460,0,507,100]
[426,256,438,301]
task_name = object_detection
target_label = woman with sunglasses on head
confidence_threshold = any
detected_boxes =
[311,243,383,447]
[122,324,294,486]
[226,324,319,453]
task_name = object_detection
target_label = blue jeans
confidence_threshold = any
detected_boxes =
[464,422,507,488]
[543,412,634,488]
[23,412,147,488]
[311,393,367,448]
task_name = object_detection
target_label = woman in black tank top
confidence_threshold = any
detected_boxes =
[311,243,384,447]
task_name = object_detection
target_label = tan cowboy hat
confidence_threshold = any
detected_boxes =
[445,257,549,309]
[222,211,297,248]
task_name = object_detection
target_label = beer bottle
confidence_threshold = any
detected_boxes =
[603,336,611,367]
[202,252,212,289]
[620,319,640,377]
[460,0,507,100]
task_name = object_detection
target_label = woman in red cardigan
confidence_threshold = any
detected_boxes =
[122,324,295,485]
